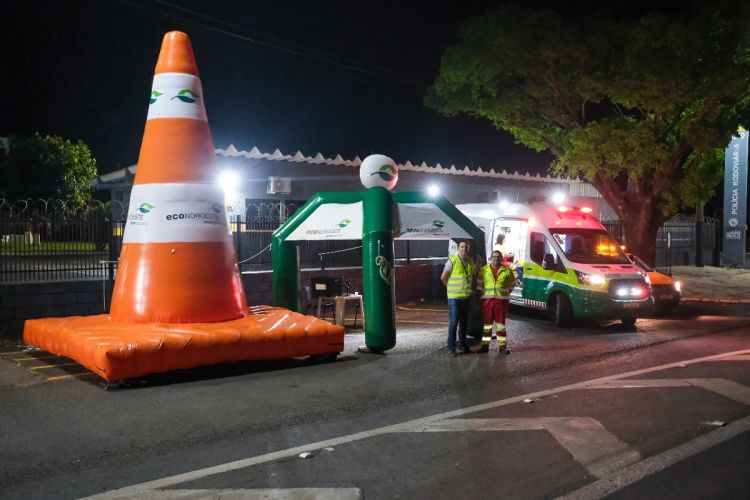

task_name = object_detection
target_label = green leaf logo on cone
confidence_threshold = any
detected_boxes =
[338,219,352,228]
[432,220,445,228]
[171,89,200,103]
[149,90,164,105]
[138,203,155,214]
[370,164,397,182]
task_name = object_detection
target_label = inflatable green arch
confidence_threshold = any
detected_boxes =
[272,187,486,352]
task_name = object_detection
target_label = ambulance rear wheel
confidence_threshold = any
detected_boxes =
[552,293,573,327]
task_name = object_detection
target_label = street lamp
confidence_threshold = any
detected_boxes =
[218,170,240,204]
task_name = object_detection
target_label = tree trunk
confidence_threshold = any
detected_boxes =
[591,171,672,268]
[620,209,662,267]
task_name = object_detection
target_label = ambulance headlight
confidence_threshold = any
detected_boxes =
[613,285,646,298]
[674,280,682,293]
[575,271,606,287]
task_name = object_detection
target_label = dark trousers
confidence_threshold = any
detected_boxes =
[447,297,471,351]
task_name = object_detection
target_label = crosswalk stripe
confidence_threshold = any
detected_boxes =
[409,417,641,478]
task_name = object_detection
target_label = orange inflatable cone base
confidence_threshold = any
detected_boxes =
[22,31,344,382]
[24,308,344,382]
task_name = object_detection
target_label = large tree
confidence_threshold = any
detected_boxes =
[426,1,750,264]
[0,133,98,205]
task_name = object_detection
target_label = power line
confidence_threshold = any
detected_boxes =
[110,0,430,88]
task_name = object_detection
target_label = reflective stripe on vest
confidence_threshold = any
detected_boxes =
[479,264,514,299]
[447,255,474,298]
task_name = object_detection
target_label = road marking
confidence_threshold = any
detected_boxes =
[397,320,449,325]
[588,378,750,406]
[103,488,362,499]
[11,355,65,361]
[717,354,750,361]
[0,350,25,356]
[395,306,447,312]
[83,348,750,500]
[557,415,750,500]
[29,363,81,371]
[408,417,641,478]
[46,373,96,382]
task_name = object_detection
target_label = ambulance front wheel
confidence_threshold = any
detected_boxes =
[621,317,637,327]
[551,293,573,327]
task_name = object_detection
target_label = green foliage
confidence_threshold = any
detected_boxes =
[427,1,750,230]
[0,133,98,206]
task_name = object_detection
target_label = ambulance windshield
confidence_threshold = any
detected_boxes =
[550,229,630,264]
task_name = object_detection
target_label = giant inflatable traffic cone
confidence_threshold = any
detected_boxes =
[110,31,246,323]
[23,31,343,383]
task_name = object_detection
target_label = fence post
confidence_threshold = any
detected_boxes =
[695,203,704,267]
[107,217,116,311]
[713,222,722,266]
[233,215,241,268]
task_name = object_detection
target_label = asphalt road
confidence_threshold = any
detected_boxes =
[1,302,749,499]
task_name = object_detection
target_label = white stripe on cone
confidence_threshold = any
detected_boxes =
[147,73,207,121]
[124,183,231,243]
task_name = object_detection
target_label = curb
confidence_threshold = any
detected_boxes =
[681,297,750,305]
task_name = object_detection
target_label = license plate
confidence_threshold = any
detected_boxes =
[659,294,674,300]
[623,302,639,309]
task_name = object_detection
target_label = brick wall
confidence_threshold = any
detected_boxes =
[0,263,446,340]
[0,281,112,339]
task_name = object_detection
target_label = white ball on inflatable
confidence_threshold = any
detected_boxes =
[360,154,398,191]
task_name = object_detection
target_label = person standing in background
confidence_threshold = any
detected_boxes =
[441,241,476,356]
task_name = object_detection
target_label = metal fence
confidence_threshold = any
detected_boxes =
[0,199,123,283]
[1,201,450,283]
[602,215,719,271]
[3,198,718,283]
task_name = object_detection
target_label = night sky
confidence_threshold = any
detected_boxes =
[0,0,557,175]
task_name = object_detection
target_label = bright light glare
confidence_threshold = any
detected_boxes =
[551,191,566,204]
[427,184,440,197]
[557,205,569,212]
[616,288,629,297]
[580,206,593,213]
[218,171,240,202]
[674,281,682,293]
[589,274,606,286]
[630,287,644,297]
[498,199,510,209]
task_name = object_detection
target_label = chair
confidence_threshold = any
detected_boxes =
[310,276,341,321]
[345,279,362,328]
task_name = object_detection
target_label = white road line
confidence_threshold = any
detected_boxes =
[82,348,750,500]
[588,378,750,406]
[409,417,641,478]
[557,415,750,500]
[104,488,361,499]
[716,354,750,361]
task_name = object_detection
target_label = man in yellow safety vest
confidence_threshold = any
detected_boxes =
[441,240,477,356]
[478,250,516,353]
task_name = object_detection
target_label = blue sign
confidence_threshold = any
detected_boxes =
[723,130,748,266]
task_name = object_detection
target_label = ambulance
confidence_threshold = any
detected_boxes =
[456,202,652,326]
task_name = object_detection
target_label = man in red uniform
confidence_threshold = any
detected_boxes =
[478,250,516,353]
